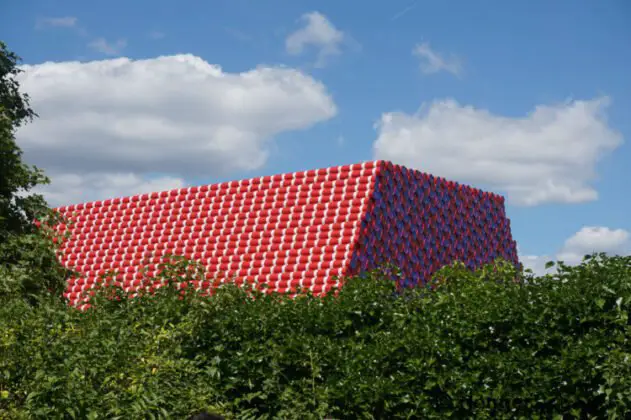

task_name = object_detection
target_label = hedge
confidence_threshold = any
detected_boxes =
[1,252,630,419]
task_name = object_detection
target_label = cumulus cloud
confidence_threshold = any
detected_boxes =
[520,227,631,276]
[373,97,622,206]
[556,227,630,264]
[286,11,345,68]
[412,42,462,76]
[35,16,77,29]
[88,38,127,56]
[34,173,186,208]
[518,252,555,277]
[15,54,337,207]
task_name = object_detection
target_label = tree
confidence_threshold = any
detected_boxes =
[0,40,72,304]
[0,40,46,239]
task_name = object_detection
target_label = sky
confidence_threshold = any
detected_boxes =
[2,0,630,275]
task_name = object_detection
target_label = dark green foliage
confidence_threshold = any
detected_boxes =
[1,252,630,419]
[0,41,74,304]
[0,41,36,127]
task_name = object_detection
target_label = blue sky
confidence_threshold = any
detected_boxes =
[3,0,630,274]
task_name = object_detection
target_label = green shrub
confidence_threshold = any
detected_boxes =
[1,252,630,419]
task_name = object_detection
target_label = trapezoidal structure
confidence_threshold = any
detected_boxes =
[51,160,519,310]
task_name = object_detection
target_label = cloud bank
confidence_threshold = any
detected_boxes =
[374,97,622,206]
[16,54,337,207]
[520,226,631,276]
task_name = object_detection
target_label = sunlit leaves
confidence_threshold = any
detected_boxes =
[1,252,630,418]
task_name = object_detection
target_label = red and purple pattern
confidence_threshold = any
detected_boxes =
[51,160,519,310]
[349,161,519,288]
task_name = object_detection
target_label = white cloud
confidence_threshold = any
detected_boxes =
[518,251,555,277]
[34,173,186,208]
[556,227,630,265]
[36,16,77,29]
[412,42,462,76]
[88,38,127,56]
[286,11,345,68]
[15,54,337,207]
[519,227,631,276]
[373,97,622,206]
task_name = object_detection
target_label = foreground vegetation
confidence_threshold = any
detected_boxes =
[2,40,631,419]
[1,253,631,419]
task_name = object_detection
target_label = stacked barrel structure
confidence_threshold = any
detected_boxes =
[51,160,519,310]
[347,161,519,288]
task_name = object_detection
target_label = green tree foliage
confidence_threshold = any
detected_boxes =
[1,253,630,419]
[0,41,73,304]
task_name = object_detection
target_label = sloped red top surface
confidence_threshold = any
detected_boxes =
[53,162,381,309]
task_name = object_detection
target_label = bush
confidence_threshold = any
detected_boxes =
[1,252,630,419]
